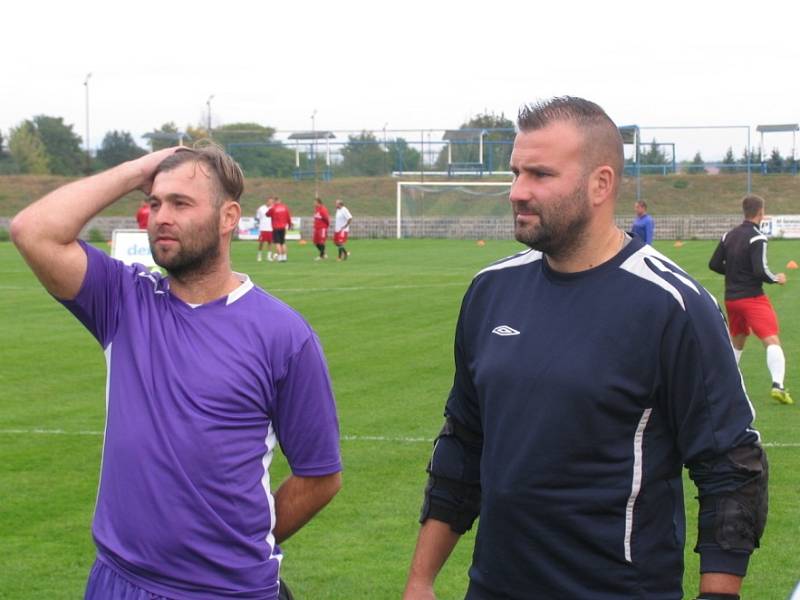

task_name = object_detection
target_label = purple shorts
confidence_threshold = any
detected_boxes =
[84,559,170,600]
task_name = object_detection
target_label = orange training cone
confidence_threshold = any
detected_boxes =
[673,240,684,248]
[787,260,798,269]
[477,240,486,247]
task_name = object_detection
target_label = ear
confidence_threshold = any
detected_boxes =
[587,165,616,208]
[220,200,241,236]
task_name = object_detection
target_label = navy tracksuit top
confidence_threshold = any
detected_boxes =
[447,237,759,599]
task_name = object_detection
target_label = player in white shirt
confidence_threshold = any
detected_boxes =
[255,198,275,262]
[333,200,352,261]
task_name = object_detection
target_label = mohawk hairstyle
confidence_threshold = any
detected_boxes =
[517,96,624,185]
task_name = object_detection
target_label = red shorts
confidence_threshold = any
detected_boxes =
[258,231,273,243]
[725,295,779,338]
[334,231,348,245]
[313,228,328,245]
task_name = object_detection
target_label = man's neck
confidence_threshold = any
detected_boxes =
[169,262,242,305]
[546,224,625,274]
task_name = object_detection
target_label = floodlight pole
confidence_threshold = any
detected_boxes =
[746,127,752,193]
[206,95,215,138]
[383,122,388,174]
[83,73,92,174]
[311,109,318,197]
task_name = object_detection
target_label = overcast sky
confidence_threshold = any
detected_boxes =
[3,0,799,160]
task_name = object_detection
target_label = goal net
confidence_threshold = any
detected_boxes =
[396,181,512,239]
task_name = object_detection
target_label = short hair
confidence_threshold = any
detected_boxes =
[636,200,647,210]
[742,194,765,219]
[154,142,244,206]
[517,96,624,187]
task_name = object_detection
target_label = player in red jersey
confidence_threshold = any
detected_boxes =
[267,196,293,262]
[312,197,330,260]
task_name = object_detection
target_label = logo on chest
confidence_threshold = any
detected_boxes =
[491,325,520,336]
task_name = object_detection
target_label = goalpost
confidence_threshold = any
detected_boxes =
[395,181,512,239]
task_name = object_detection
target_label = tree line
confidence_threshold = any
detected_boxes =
[0,112,517,178]
[2,116,795,177]
[630,139,799,174]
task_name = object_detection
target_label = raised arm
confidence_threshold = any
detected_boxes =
[10,148,179,299]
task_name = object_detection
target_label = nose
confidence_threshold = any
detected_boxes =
[509,178,529,205]
[152,203,174,226]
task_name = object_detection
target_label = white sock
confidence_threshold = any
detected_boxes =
[766,344,786,387]
[257,251,262,259]
[733,348,743,365]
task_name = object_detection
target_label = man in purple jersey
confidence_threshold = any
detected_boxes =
[11,144,342,600]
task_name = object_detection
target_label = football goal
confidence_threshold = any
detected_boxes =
[395,181,512,239]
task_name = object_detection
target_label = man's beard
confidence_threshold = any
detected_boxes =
[513,181,591,259]
[150,214,221,280]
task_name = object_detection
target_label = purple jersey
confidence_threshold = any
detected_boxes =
[61,241,342,599]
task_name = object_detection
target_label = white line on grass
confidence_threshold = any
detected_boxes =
[269,282,465,294]
[0,282,467,294]
[1,429,798,448]
[0,428,432,443]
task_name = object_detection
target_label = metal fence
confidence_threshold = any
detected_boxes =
[34,214,744,243]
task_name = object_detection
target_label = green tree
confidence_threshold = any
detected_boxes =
[8,121,50,174]
[338,131,389,176]
[214,123,294,177]
[721,147,736,173]
[32,115,85,175]
[0,130,14,174]
[739,146,761,166]
[387,138,421,172]
[686,151,707,175]
[186,125,209,143]
[96,130,147,168]
[767,148,784,173]
[435,112,515,171]
[145,122,184,151]
[639,139,668,167]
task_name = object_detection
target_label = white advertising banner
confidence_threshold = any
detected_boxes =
[760,215,800,239]
[237,217,302,240]
[237,217,259,240]
[111,229,157,268]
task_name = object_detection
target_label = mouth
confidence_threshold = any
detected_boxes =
[514,209,540,224]
[154,236,178,246]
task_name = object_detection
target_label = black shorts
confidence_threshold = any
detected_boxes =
[273,229,286,244]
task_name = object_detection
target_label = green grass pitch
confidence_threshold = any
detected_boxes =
[1,238,798,598]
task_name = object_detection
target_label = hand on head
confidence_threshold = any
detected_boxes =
[135,147,185,195]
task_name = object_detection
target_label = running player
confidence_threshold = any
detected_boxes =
[709,194,792,404]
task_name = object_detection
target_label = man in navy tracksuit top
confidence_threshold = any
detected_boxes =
[404,97,767,600]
